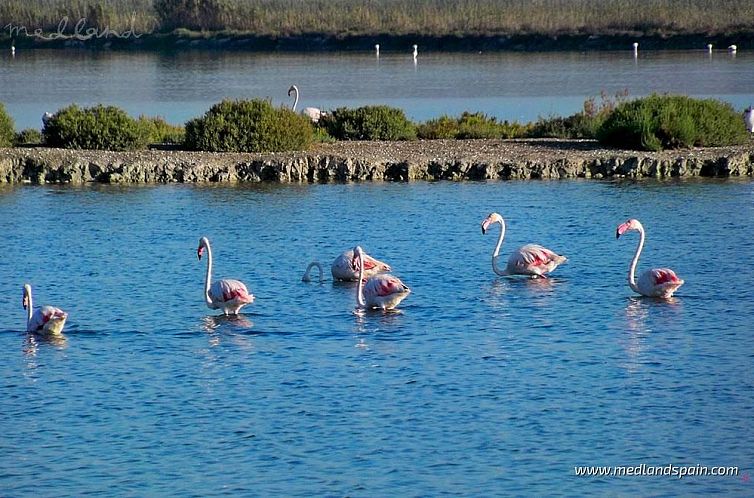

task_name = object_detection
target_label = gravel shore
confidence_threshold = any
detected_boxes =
[1,139,753,184]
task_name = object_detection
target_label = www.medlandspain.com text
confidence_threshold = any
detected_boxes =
[574,464,739,479]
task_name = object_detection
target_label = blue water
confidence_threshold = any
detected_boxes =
[1,180,753,495]
[1,49,754,130]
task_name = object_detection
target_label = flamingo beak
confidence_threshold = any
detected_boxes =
[197,247,204,260]
[616,223,628,239]
[481,220,490,234]
[22,295,28,310]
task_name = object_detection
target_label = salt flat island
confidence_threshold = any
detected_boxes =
[1,139,753,184]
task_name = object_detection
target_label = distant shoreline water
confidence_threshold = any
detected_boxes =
[3,32,753,52]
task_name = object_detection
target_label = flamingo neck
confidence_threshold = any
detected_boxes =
[203,242,214,306]
[303,261,324,282]
[491,219,509,276]
[628,227,645,293]
[291,87,299,112]
[25,288,33,329]
[356,253,366,307]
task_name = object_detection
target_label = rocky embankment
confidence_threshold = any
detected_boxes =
[1,139,753,184]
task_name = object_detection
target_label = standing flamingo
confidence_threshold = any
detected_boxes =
[22,284,67,334]
[197,237,255,315]
[353,246,410,310]
[481,212,567,278]
[616,219,684,298]
[288,84,323,123]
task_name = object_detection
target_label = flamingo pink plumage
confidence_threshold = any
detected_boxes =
[481,212,567,278]
[353,246,410,310]
[22,284,67,334]
[303,249,391,282]
[197,237,255,315]
[616,219,684,298]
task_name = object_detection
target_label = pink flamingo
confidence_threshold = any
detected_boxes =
[303,249,391,282]
[481,212,567,278]
[353,246,410,310]
[197,237,255,315]
[616,219,684,298]
[22,284,67,334]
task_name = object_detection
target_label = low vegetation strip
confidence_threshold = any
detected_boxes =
[1,140,752,184]
[2,0,753,41]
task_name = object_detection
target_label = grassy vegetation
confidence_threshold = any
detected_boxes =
[0,103,14,147]
[4,94,749,152]
[2,0,753,39]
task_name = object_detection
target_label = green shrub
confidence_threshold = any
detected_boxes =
[323,105,416,141]
[14,128,43,145]
[417,112,529,140]
[43,104,146,150]
[137,116,185,144]
[417,115,458,139]
[184,98,313,152]
[529,91,625,139]
[598,94,748,151]
[0,103,14,147]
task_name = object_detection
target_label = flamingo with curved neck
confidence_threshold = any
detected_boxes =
[197,237,255,315]
[616,219,684,298]
[481,212,567,278]
[22,284,67,334]
[353,246,410,310]
[287,84,323,123]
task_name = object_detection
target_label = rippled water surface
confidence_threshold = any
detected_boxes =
[1,180,753,495]
[1,49,754,129]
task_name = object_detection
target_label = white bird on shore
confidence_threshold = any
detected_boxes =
[744,106,754,133]
[375,44,380,57]
[412,44,418,59]
[288,84,324,124]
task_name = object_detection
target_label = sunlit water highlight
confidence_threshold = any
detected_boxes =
[1,180,753,495]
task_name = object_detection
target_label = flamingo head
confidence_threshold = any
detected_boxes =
[481,212,503,234]
[351,246,365,269]
[22,284,31,309]
[287,85,297,96]
[197,237,209,260]
[616,218,643,239]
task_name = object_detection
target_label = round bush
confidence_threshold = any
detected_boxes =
[184,99,313,152]
[0,103,15,147]
[43,104,146,151]
[14,128,43,146]
[323,105,416,141]
[597,95,749,151]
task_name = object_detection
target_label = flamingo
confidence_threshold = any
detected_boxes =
[707,43,713,53]
[353,246,410,310]
[288,85,323,123]
[481,212,567,278]
[632,42,639,53]
[615,219,684,298]
[375,43,380,57]
[728,44,737,53]
[744,105,754,133]
[197,237,255,315]
[22,284,67,334]
[412,44,418,59]
[303,249,391,281]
